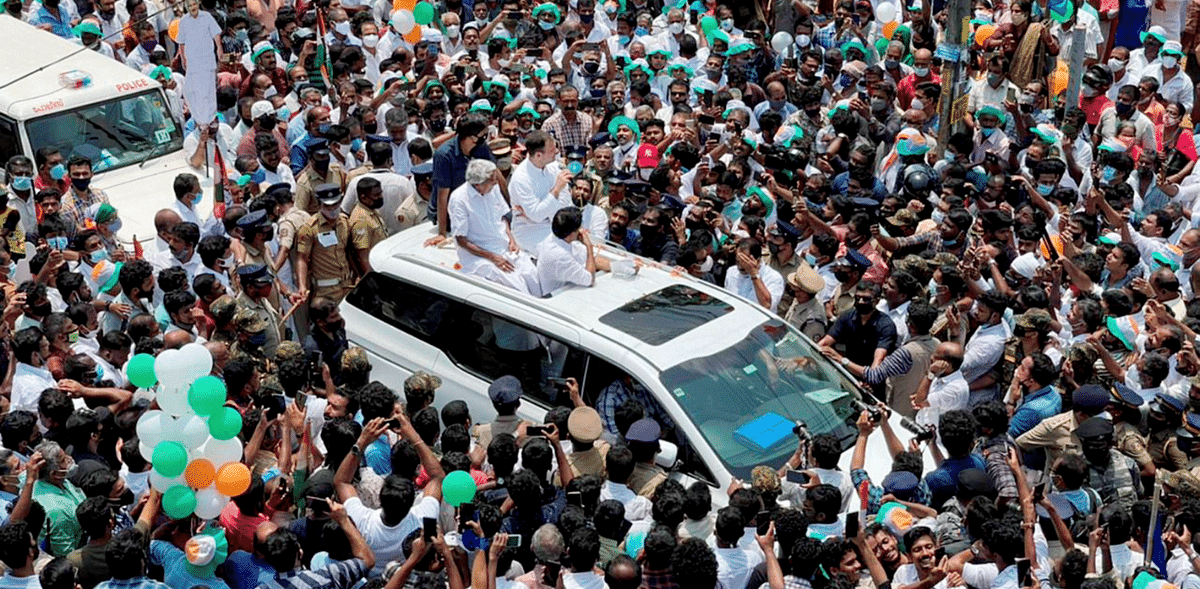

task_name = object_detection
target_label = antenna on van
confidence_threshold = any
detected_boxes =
[0,2,180,92]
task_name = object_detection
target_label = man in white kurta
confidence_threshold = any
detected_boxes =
[536,206,612,294]
[508,131,573,251]
[176,0,223,125]
[449,159,540,296]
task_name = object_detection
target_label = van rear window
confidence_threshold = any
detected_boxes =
[598,285,733,345]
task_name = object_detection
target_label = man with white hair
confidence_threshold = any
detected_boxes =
[31,441,86,557]
[449,159,540,295]
[515,524,565,589]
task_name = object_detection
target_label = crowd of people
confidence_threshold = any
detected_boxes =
[2,0,1200,586]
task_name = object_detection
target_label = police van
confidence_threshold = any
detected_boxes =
[343,224,916,499]
[0,18,211,244]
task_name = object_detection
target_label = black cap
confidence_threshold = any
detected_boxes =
[305,137,330,156]
[236,209,269,229]
[236,263,273,284]
[315,184,343,205]
[1074,416,1115,440]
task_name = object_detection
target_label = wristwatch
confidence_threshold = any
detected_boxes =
[840,357,851,367]
[350,444,362,457]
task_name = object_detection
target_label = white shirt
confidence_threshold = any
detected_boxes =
[894,564,950,589]
[599,480,652,522]
[809,467,855,513]
[715,545,764,589]
[961,321,1011,384]
[345,495,440,577]
[261,162,297,191]
[170,198,220,238]
[1144,64,1196,112]
[917,370,970,428]
[562,571,608,589]
[878,300,911,344]
[508,159,572,251]
[449,182,512,271]
[343,169,417,236]
[90,353,128,389]
[581,204,608,241]
[724,263,785,312]
[1096,543,1139,584]
[12,363,56,414]
[536,237,593,294]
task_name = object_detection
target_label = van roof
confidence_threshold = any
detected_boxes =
[0,19,161,120]
[371,225,775,370]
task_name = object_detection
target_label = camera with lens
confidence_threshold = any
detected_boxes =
[865,405,883,424]
[792,420,811,439]
[914,424,936,443]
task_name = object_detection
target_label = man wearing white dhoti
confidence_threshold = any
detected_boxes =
[176,0,223,125]
[448,159,541,297]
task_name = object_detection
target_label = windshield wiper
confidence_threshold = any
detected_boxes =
[138,140,163,169]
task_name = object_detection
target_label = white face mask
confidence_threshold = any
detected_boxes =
[498,57,511,67]
[911,98,925,110]
[669,22,684,34]
[446,24,460,38]
[362,33,379,47]
[1011,11,1027,25]
[334,20,351,35]
[796,34,811,47]
[1162,55,1179,69]
[1108,58,1126,71]
[699,255,714,272]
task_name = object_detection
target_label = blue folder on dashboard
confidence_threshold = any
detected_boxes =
[734,412,794,453]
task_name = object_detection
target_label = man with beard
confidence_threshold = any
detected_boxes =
[348,178,387,276]
[1076,417,1142,510]
[724,239,785,313]
[607,202,639,252]
[892,527,949,589]
[947,289,1010,408]
[542,87,594,153]
[631,207,678,266]
[818,281,897,370]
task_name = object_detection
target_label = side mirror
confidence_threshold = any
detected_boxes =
[656,440,678,469]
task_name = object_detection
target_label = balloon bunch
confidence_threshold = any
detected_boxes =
[389,0,435,43]
[128,344,250,520]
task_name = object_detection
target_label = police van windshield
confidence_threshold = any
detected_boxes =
[26,89,182,173]
[659,320,863,481]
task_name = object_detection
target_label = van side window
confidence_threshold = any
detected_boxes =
[345,272,583,408]
[0,116,20,165]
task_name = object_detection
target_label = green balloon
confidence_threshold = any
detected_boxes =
[443,470,477,507]
[208,407,242,441]
[126,353,158,389]
[162,485,197,519]
[699,15,717,33]
[153,441,188,478]
[189,376,227,417]
[413,2,434,25]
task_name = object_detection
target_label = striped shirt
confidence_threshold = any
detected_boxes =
[255,558,368,589]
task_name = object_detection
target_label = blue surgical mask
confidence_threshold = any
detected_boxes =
[5,262,14,276]
[107,219,122,234]
[539,20,555,30]
[914,66,930,77]
[618,34,631,45]
[634,26,648,36]
[10,175,31,191]
[192,190,203,205]
[49,163,66,180]
[251,168,266,183]
[980,127,996,138]
[89,249,109,264]
[351,138,364,152]
[931,209,946,224]
[1036,183,1054,196]
[1101,166,1117,183]
[47,236,68,250]
[804,253,818,265]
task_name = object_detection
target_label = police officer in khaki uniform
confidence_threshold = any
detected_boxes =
[1109,383,1155,478]
[1148,392,1189,471]
[625,417,667,498]
[296,184,353,304]
[348,176,388,277]
[234,264,284,359]
[566,406,609,479]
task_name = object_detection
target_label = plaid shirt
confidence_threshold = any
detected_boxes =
[61,187,109,237]
[541,110,595,151]
[256,558,368,589]
[850,468,932,514]
[95,577,171,589]
[978,434,1019,500]
[596,379,676,436]
[641,567,680,589]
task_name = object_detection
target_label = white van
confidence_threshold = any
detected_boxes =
[343,224,915,497]
[0,19,212,244]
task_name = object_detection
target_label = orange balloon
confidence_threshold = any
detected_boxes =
[168,18,180,42]
[883,20,898,40]
[404,27,422,43]
[974,24,997,46]
[185,459,216,489]
[215,463,251,497]
[392,0,416,10]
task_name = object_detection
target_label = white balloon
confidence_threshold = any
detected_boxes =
[179,342,213,382]
[157,383,191,417]
[771,32,794,54]
[139,442,156,462]
[200,437,244,467]
[135,410,164,447]
[155,349,185,388]
[876,1,896,23]
[194,488,228,519]
[180,415,210,449]
[149,470,184,491]
[393,9,416,33]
